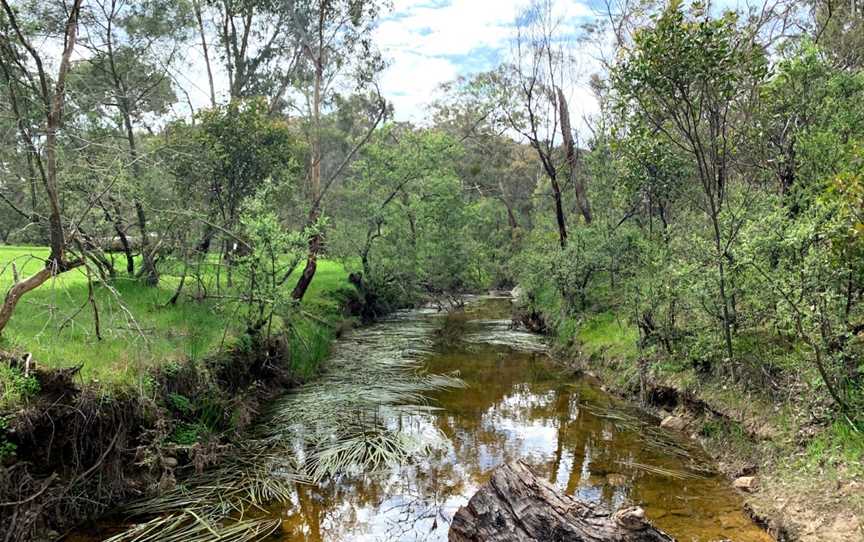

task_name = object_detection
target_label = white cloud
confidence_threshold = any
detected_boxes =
[379,49,460,120]
[376,0,598,123]
[172,0,601,130]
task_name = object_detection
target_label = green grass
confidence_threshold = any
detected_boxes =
[575,311,639,361]
[802,418,864,476]
[0,245,348,391]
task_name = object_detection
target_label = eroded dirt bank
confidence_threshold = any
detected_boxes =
[0,336,318,542]
[560,354,862,542]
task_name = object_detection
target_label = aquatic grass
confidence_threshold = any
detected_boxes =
[109,308,464,541]
[121,453,308,518]
[577,400,714,470]
[102,512,281,542]
[616,460,708,480]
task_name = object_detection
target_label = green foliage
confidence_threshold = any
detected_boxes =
[0,364,41,405]
[165,98,304,229]
[513,11,864,442]
[0,415,15,460]
[167,393,194,416]
[331,128,482,306]
[171,422,210,446]
[235,186,309,334]
[0,246,348,398]
[577,312,639,362]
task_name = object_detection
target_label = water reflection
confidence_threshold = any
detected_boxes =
[275,297,771,542]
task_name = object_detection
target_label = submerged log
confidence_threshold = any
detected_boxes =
[449,461,675,542]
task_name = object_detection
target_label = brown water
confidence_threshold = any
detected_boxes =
[271,297,771,542]
[70,296,771,541]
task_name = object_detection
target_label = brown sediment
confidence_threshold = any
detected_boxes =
[562,350,860,542]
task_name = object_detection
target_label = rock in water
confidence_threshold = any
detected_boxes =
[449,461,676,542]
[660,416,688,431]
[733,476,759,492]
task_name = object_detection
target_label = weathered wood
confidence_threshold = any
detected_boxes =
[449,461,675,542]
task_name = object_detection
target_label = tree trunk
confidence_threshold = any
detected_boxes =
[710,212,734,361]
[0,0,83,336]
[122,102,158,286]
[99,197,134,275]
[450,461,675,542]
[292,236,319,301]
[292,10,325,303]
[0,269,51,332]
[0,261,83,332]
[106,13,159,287]
[556,87,592,225]
[550,175,568,249]
[193,0,217,107]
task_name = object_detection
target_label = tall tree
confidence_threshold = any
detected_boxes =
[0,0,85,333]
[198,0,301,101]
[76,0,190,284]
[613,3,767,360]
[288,0,386,301]
[496,0,584,248]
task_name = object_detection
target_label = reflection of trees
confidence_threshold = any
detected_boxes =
[279,450,470,541]
[276,301,762,542]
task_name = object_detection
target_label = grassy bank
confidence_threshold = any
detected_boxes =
[0,245,348,398]
[0,245,352,541]
[527,302,864,541]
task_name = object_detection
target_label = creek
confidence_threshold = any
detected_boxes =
[73,296,771,542]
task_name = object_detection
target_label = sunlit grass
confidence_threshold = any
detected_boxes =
[0,245,348,387]
[576,311,639,361]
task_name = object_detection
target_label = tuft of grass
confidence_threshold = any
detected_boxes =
[575,311,639,361]
[171,422,210,446]
[802,418,864,477]
[0,364,40,405]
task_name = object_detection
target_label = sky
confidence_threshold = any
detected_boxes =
[164,0,605,128]
[374,0,602,123]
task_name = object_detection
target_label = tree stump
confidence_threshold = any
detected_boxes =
[449,461,675,542]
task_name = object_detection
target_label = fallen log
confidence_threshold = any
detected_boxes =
[449,461,675,542]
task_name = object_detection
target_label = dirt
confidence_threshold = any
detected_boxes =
[745,475,864,542]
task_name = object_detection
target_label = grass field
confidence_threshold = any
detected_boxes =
[0,245,348,389]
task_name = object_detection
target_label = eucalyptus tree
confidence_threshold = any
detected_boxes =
[612,2,768,361]
[0,0,85,334]
[492,0,594,248]
[73,0,192,284]
[811,0,864,70]
[286,0,387,302]
[195,0,302,102]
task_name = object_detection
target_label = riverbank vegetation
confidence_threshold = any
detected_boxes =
[0,0,862,539]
